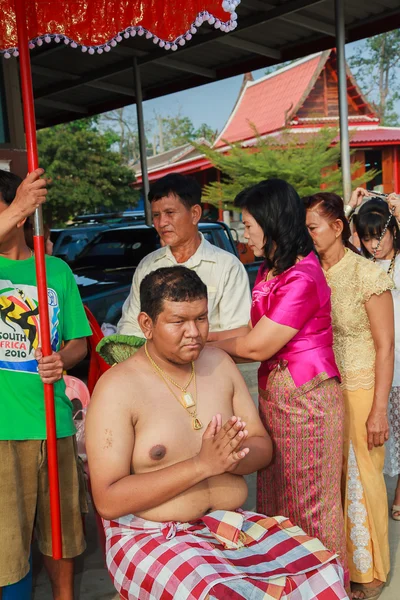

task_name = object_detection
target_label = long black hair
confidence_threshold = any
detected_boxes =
[235,179,314,274]
[354,197,400,258]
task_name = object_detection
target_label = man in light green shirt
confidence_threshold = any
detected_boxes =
[118,174,251,339]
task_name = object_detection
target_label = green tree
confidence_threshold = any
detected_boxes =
[99,107,217,159]
[348,31,400,126]
[198,128,376,210]
[100,108,154,164]
[161,114,196,150]
[37,118,137,225]
[153,112,217,153]
[195,122,218,144]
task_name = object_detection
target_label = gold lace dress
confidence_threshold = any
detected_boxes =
[325,249,393,584]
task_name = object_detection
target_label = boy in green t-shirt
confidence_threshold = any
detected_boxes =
[0,170,91,597]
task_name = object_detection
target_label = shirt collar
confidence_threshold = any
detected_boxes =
[153,233,218,267]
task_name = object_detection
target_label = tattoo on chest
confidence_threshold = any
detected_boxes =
[103,429,113,449]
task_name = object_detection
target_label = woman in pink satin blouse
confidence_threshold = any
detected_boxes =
[213,179,347,577]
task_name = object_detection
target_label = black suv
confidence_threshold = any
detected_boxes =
[71,222,260,326]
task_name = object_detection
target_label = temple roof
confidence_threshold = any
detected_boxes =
[214,49,375,148]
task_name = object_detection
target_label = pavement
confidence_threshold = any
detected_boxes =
[32,364,400,599]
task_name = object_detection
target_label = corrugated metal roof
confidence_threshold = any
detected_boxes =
[133,138,211,175]
[21,0,400,128]
[239,125,400,146]
[350,128,400,144]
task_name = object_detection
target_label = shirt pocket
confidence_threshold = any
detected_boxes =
[206,286,218,316]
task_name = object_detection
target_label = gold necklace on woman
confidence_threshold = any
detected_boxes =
[144,342,203,430]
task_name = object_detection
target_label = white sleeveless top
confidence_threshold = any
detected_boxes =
[376,254,400,387]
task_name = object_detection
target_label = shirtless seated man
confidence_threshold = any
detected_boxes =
[86,266,347,600]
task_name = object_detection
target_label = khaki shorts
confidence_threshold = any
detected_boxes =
[0,436,88,587]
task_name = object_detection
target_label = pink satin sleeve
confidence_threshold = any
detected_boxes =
[252,271,319,330]
[251,253,340,388]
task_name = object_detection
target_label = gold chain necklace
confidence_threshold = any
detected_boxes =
[144,342,203,430]
[146,346,195,392]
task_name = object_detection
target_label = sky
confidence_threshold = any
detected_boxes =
[142,70,256,133]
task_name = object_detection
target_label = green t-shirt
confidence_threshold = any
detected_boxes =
[0,255,91,440]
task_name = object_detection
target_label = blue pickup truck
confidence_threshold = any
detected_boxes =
[70,221,262,326]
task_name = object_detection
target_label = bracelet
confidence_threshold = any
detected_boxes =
[344,204,355,219]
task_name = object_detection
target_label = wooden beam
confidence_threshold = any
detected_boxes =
[34,60,134,100]
[32,64,136,103]
[36,98,88,114]
[31,64,80,80]
[153,58,216,79]
[240,0,272,9]
[85,81,136,97]
[106,45,146,58]
[240,0,335,35]
[218,36,281,59]
[281,14,336,36]
[234,0,327,27]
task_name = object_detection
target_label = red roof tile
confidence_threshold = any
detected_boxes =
[241,127,400,147]
[350,128,400,144]
[215,52,327,148]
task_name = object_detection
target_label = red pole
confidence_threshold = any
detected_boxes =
[14,0,62,560]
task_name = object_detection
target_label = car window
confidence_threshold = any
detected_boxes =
[59,234,73,246]
[50,230,62,244]
[201,229,232,253]
[212,230,232,252]
[73,228,160,269]
[202,232,214,244]
[59,232,90,246]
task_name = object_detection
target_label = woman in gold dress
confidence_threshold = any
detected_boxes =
[303,192,394,600]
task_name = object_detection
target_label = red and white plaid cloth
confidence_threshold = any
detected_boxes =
[103,510,347,600]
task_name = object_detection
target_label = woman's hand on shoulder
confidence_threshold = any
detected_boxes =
[366,409,389,451]
[207,325,251,343]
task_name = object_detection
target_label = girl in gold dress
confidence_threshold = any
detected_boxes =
[303,192,394,600]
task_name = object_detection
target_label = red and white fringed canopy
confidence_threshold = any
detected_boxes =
[0,0,240,57]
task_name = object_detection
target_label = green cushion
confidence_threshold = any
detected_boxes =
[96,334,146,365]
